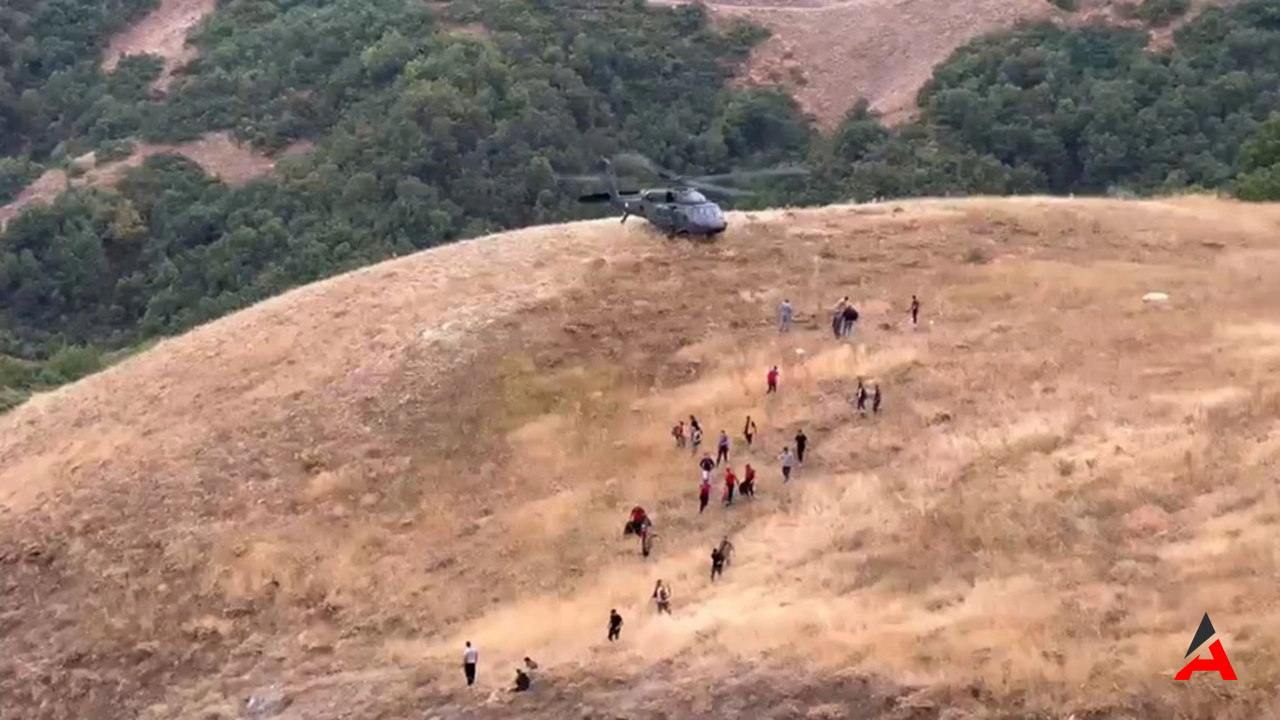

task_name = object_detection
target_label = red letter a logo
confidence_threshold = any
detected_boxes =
[1175,640,1237,681]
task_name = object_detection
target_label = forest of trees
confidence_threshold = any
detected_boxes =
[2,0,1280,410]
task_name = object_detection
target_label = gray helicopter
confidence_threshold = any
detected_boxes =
[557,153,809,238]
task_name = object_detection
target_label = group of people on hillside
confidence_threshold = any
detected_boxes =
[778,294,921,335]
[460,294,921,692]
[460,643,539,693]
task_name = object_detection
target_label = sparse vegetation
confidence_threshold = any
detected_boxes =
[1129,0,1192,26]
[5,197,1280,718]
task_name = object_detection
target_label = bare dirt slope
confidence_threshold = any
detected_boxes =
[4,196,1280,719]
[665,0,1236,127]
[0,133,310,232]
[102,0,218,90]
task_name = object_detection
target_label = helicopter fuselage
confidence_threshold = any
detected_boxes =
[616,187,727,237]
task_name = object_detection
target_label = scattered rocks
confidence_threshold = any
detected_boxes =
[244,685,291,718]
[1122,505,1170,537]
[297,628,335,654]
[223,599,256,619]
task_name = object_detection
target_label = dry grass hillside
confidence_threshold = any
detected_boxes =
[659,0,1237,127]
[4,196,1280,719]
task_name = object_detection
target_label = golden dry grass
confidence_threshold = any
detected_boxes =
[3,196,1280,719]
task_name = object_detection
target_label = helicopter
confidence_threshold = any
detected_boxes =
[556,153,810,239]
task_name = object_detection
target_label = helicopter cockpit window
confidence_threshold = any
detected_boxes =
[678,190,708,204]
[644,190,667,203]
[688,204,725,224]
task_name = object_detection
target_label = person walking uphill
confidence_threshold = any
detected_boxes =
[910,295,920,326]
[780,447,795,483]
[831,296,848,339]
[743,415,757,447]
[463,642,478,686]
[698,474,711,514]
[873,383,882,415]
[723,466,738,506]
[740,463,756,498]
[855,379,869,416]
[672,420,685,448]
[653,580,672,614]
[608,609,623,641]
[794,429,808,465]
[716,431,730,466]
[778,298,794,333]
[841,304,859,338]
[699,453,715,485]
[766,366,779,394]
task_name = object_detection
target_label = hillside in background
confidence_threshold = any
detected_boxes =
[2,0,1280,410]
[670,0,1240,127]
[3,196,1280,719]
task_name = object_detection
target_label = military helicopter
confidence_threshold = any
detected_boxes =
[556,153,809,238]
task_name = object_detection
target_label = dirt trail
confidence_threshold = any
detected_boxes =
[0,133,310,232]
[4,196,1280,719]
[102,0,217,90]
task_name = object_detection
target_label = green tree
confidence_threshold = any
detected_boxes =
[1236,113,1280,200]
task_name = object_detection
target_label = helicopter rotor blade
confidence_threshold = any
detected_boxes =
[686,166,812,183]
[611,152,676,180]
[685,181,755,197]
[578,190,641,203]
[555,173,610,183]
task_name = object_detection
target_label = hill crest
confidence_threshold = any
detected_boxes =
[4,197,1280,719]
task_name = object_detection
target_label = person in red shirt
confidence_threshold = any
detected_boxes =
[766,366,779,394]
[698,477,711,514]
[740,464,756,499]
[626,506,649,535]
[723,467,738,506]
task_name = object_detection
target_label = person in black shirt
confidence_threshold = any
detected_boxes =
[513,669,531,692]
[699,453,715,479]
[855,379,868,416]
[794,429,808,465]
[910,295,920,326]
[872,384,882,414]
[608,609,623,641]
[710,547,726,580]
[841,305,859,337]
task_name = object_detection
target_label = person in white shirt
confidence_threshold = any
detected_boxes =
[463,641,478,686]
[780,447,795,483]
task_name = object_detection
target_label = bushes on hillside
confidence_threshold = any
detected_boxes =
[4,0,1280,409]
